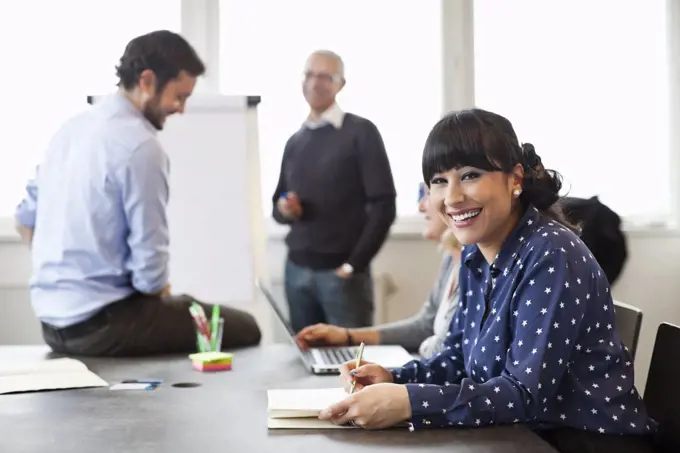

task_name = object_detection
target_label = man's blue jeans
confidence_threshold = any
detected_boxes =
[284,258,374,333]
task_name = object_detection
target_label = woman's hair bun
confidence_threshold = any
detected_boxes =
[521,143,542,171]
[519,143,561,211]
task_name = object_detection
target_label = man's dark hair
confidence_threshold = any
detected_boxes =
[115,30,206,91]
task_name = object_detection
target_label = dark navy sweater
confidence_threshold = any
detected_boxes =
[272,113,396,272]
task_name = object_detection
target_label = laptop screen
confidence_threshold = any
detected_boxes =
[255,279,319,370]
[255,279,297,339]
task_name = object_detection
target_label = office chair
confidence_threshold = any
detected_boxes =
[612,300,643,359]
[643,322,680,453]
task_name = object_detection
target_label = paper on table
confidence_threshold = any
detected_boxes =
[266,387,355,429]
[267,387,349,418]
[0,357,108,395]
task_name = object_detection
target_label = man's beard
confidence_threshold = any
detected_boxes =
[143,96,166,130]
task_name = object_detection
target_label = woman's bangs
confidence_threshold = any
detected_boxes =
[422,130,501,183]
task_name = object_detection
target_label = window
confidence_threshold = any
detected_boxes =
[474,0,670,221]
[219,0,443,218]
[0,0,181,218]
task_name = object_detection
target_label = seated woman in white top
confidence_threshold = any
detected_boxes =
[295,184,461,357]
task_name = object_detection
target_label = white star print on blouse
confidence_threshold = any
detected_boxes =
[393,207,656,435]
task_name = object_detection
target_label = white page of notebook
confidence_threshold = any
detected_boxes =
[267,387,349,418]
[0,358,108,395]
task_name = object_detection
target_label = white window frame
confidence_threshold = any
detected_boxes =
[1,0,679,243]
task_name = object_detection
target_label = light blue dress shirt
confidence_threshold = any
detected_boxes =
[15,92,170,328]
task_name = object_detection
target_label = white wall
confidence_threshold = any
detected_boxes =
[2,227,679,393]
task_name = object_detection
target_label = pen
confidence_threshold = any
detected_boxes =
[349,342,365,394]
[189,304,211,351]
[193,303,212,338]
[215,318,224,352]
[195,332,202,352]
[210,305,220,351]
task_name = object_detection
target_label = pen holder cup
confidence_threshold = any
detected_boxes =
[189,313,225,353]
[194,327,212,353]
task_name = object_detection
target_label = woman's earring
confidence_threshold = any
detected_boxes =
[513,189,522,198]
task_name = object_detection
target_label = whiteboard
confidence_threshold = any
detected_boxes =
[89,93,267,305]
[160,94,265,304]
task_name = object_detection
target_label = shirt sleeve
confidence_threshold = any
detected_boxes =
[377,255,453,352]
[120,138,170,294]
[376,281,439,352]
[404,248,587,429]
[272,138,294,225]
[390,295,468,386]
[15,165,39,229]
[345,120,396,271]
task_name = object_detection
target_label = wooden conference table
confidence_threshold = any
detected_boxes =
[0,343,558,453]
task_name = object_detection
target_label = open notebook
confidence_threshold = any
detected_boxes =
[267,387,356,429]
[0,357,109,395]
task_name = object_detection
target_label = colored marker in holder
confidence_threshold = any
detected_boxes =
[189,302,224,353]
[189,351,233,372]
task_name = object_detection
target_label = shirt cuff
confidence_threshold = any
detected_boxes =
[406,383,452,417]
[15,208,36,229]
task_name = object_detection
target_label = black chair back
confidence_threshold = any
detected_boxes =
[644,322,680,452]
[613,301,642,359]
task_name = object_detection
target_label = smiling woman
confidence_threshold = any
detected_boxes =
[321,109,658,453]
[422,109,577,263]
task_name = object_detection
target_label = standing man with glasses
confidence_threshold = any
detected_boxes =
[272,50,397,333]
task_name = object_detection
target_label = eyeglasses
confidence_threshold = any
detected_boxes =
[303,71,341,84]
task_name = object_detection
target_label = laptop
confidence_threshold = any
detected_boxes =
[256,279,415,375]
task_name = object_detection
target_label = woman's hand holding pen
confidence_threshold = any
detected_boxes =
[319,358,411,429]
[339,360,393,393]
[319,383,411,429]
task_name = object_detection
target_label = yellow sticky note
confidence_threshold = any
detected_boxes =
[188,352,233,364]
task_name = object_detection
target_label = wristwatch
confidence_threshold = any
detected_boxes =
[340,263,354,275]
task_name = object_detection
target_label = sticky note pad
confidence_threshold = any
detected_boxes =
[189,352,233,372]
[189,352,233,363]
[192,362,232,372]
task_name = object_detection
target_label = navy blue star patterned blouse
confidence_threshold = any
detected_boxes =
[393,206,656,435]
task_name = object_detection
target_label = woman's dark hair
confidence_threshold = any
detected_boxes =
[422,108,578,231]
[115,30,206,92]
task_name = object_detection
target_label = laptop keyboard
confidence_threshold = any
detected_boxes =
[318,346,358,365]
